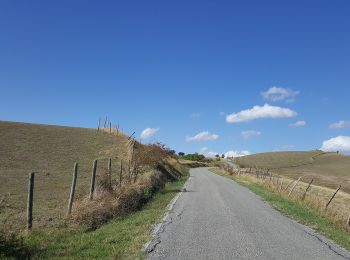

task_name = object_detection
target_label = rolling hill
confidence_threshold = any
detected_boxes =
[0,120,129,232]
[233,151,350,192]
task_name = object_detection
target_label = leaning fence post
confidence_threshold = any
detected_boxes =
[27,172,35,230]
[67,163,78,215]
[90,160,97,200]
[120,159,123,186]
[301,179,313,201]
[288,176,302,197]
[325,185,341,209]
[284,179,295,191]
[104,116,107,128]
[108,158,112,187]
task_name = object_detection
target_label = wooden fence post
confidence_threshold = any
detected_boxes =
[67,163,78,215]
[120,159,123,186]
[104,116,107,128]
[288,176,302,197]
[90,160,97,200]
[325,185,341,209]
[97,117,101,131]
[108,158,112,187]
[27,172,35,230]
[128,160,131,182]
[128,132,135,141]
[284,179,295,191]
[109,122,112,134]
[301,179,313,201]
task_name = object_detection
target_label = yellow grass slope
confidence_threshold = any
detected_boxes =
[0,121,129,233]
[234,151,350,192]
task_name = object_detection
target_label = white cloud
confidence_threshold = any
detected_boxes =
[329,120,350,129]
[186,131,219,142]
[225,150,251,158]
[140,128,159,139]
[199,147,220,157]
[261,87,300,102]
[321,136,350,152]
[241,130,261,139]
[226,104,297,123]
[289,120,306,127]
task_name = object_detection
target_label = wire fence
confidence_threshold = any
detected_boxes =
[219,165,350,230]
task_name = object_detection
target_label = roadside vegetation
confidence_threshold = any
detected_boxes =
[21,171,189,259]
[0,120,189,259]
[211,167,350,251]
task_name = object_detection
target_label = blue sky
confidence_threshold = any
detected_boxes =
[1,0,350,156]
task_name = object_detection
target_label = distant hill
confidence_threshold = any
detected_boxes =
[233,151,350,192]
[0,121,129,231]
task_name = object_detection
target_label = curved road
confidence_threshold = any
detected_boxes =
[147,167,350,260]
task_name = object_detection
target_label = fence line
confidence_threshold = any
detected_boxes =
[219,164,348,227]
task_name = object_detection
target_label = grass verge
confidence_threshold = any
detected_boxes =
[1,171,189,260]
[210,168,350,251]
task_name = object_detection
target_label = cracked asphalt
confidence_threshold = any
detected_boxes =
[147,167,350,260]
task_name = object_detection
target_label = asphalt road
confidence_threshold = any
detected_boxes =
[147,167,350,260]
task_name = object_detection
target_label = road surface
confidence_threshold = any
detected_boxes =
[147,167,350,260]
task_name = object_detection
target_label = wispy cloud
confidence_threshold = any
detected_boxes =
[241,130,261,139]
[261,87,300,102]
[140,128,159,139]
[186,131,219,142]
[226,104,297,123]
[321,136,350,152]
[289,120,306,127]
[329,120,350,129]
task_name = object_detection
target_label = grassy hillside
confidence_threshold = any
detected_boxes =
[233,151,350,192]
[0,121,129,233]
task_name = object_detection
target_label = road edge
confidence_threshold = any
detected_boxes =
[143,175,192,254]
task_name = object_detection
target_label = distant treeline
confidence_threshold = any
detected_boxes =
[179,153,206,162]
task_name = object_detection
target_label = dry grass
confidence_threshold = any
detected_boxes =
[233,151,350,193]
[178,159,209,168]
[0,121,129,235]
[71,166,180,230]
[221,167,350,230]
